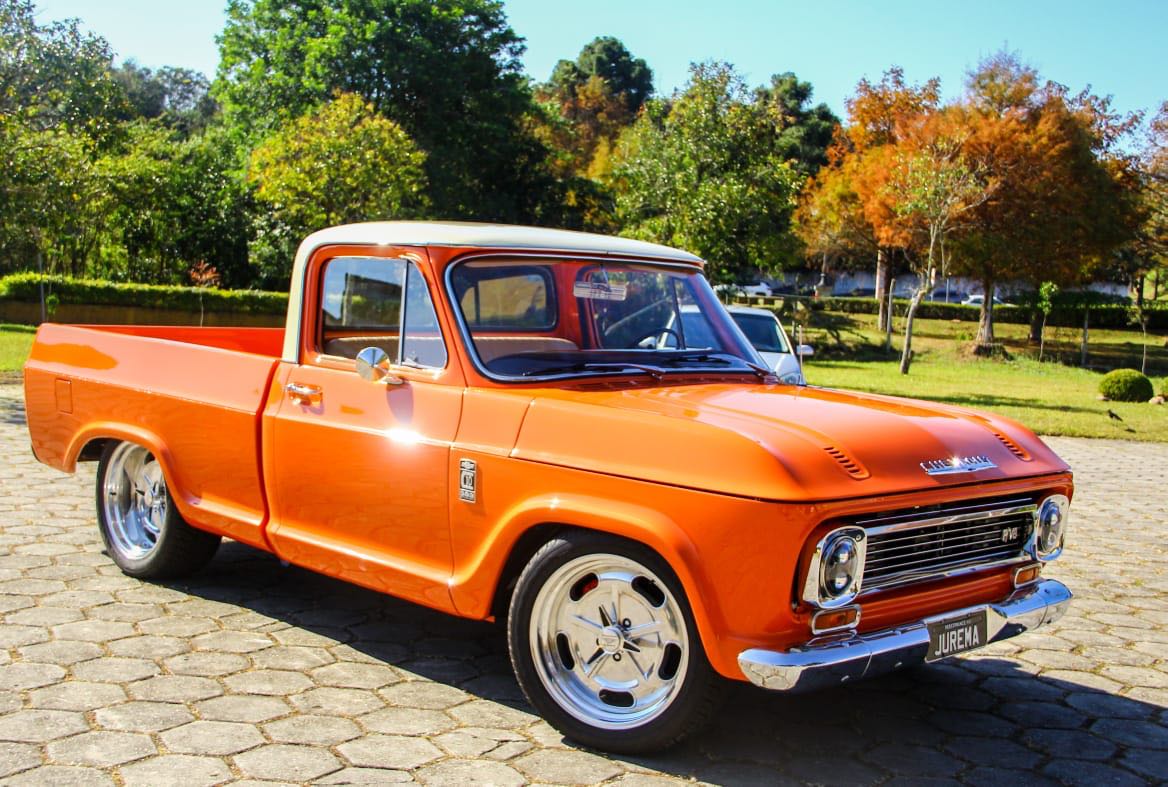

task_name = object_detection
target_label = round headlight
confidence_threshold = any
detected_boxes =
[779,370,805,386]
[821,535,861,599]
[1035,495,1069,560]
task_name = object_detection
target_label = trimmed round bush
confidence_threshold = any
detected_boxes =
[1098,369,1155,402]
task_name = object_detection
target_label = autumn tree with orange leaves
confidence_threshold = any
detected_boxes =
[797,68,941,331]
[862,116,992,373]
[803,53,1143,357]
[950,53,1143,346]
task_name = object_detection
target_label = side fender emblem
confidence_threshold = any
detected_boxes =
[458,458,477,503]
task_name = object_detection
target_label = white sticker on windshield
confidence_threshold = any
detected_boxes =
[573,281,628,301]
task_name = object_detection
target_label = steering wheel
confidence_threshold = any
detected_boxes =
[632,328,682,349]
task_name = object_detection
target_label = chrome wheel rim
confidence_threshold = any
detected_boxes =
[102,443,166,560]
[529,553,689,730]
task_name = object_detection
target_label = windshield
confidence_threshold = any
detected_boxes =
[730,312,790,354]
[449,258,765,381]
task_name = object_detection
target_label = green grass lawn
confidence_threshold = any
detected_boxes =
[799,312,1168,442]
[0,323,34,373]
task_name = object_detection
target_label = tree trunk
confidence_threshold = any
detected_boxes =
[1080,309,1089,368]
[875,249,890,332]
[1028,310,1042,344]
[884,283,894,352]
[1038,314,1048,362]
[976,277,995,347]
[899,287,926,375]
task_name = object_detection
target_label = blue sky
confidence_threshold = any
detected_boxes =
[35,0,1168,124]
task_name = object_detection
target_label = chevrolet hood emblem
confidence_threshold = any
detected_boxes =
[921,455,997,476]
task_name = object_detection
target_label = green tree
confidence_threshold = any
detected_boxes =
[0,0,126,141]
[113,61,218,136]
[611,62,802,284]
[754,72,840,175]
[530,37,656,231]
[247,93,429,283]
[0,118,103,275]
[94,123,253,286]
[215,0,540,220]
[547,36,654,117]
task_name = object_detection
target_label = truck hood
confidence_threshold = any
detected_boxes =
[512,382,1070,501]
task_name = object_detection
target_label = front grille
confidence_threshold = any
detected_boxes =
[858,497,1035,592]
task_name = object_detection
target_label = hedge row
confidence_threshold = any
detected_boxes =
[0,274,288,315]
[3,273,1165,330]
[742,295,1168,330]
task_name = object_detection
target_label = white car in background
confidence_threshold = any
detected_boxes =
[714,281,772,298]
[726,306,812,385]
[669,305,813,385]
[962,293,1010,307]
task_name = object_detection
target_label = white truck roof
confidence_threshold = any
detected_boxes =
[283,221,704,362]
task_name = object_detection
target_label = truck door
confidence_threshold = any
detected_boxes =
[264,250,463,612]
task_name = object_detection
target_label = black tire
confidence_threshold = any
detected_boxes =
[507,530,722,753]
[95,441,220,579]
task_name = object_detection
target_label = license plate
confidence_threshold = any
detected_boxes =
[926,610,989,662]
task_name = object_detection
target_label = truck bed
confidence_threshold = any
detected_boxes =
[23,324,284,548]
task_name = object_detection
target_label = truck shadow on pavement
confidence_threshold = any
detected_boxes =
[0,391,26,426]
[159,540,1163,784]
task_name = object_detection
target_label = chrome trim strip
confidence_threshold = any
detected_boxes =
[739,578,1072,692]
[860,503,1036,536]
[854,497,1033,527]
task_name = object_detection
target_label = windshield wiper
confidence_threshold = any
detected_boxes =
[520,362,664,381]
[656,353,777,382]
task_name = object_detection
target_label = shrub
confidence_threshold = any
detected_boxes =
[1098,369,1155,403]
[0,274,288,315]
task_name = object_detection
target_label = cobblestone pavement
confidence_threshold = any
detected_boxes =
[0,382,1165,786]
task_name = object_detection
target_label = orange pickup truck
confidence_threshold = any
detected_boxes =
[23,222,1073,752]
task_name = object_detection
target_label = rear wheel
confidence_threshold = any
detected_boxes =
[507,532,721,753]
[96,441,220,579]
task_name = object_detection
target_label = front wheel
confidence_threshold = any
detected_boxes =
[96,441,220,579]
[507,532,721,753]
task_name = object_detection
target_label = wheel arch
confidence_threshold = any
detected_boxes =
[68,425,196,524]
[452,493,729,675]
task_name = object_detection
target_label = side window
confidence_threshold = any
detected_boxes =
[319,256,446,369]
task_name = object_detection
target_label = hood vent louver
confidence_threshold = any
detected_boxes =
[823,446,870,480]
[991,431,1031,461]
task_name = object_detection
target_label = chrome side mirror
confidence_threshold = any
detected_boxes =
[797,344,815,357]
[355,346,404,385]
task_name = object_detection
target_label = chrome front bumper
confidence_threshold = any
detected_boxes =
[739,578,1072,692]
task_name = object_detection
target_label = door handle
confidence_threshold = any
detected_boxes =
[285,382,322,406]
